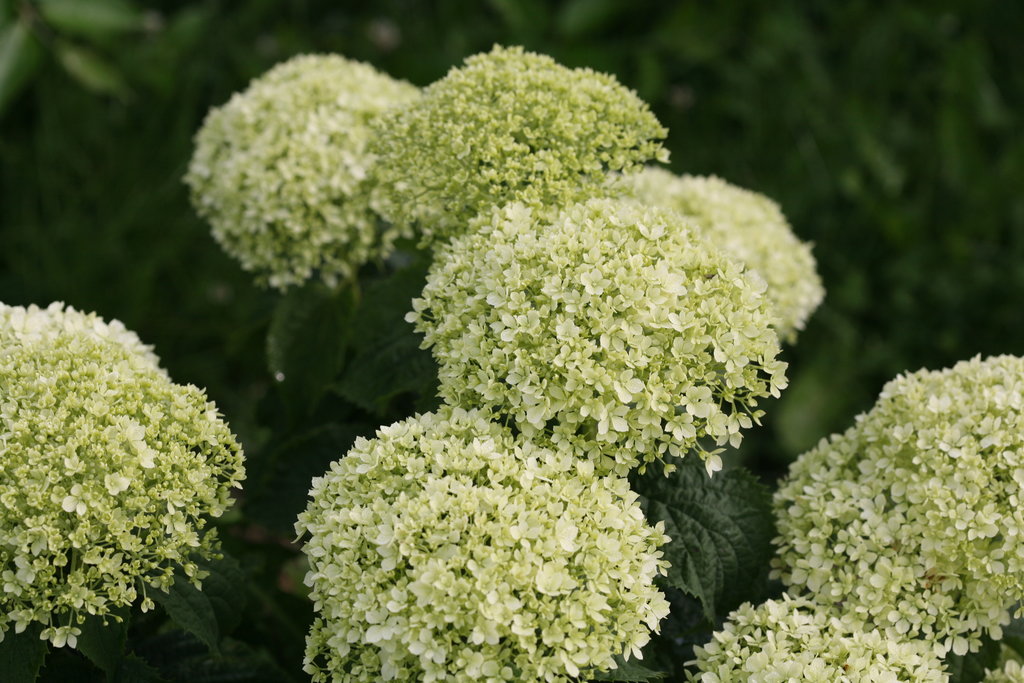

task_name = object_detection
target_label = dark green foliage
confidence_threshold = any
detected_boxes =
[945,633,1002,683]
[0,623,48,683]
[591,656,667,681]
[634,458,776,623]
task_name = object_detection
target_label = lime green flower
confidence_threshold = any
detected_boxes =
[773,355,1024,656]
[688,594,946,682]
[370,45,668,243]
[186,54,420,290]
[295,407,670,682]
[0,303,244,647]
[408,199,786,475]
[621,168,824,342]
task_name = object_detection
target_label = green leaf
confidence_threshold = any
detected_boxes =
[55,41,129,97]
[0,623,48,683]
[633,458,775,622]
[115,654,168,683]
[333,256,438,417]
[150,553,247,656]
[945,633,1001,683]
[592,655,667,681]
[245,422,365,535]
[38,0,142,39]
[557,0,628,38]
[0,18,43,116]
[334,330,438,417]
[266,283,352,417]
[132,632,289,683]
[78,609,128,678]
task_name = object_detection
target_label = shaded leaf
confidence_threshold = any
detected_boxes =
[0,18,43,115]
[245,422,365,535]
[0,623,48,683]
[55,41,129,96]
[592,655,667,681]
[266,283,352,417]
[38,0,142,39]
[132,632,289,683]
[78,609,128,677]
[633,458,775,622]
[151,553,247,656]
[115,654,168,683]
[945,633,1000,683]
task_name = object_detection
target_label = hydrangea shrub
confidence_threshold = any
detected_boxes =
[772,355,1024,655]
[295,407,670,682]
[620,168,824,342]
[688,594,947,682]
[409,199,787,475]
[370,45,668,243]
[0,303,244,648]
[186,54,420,290]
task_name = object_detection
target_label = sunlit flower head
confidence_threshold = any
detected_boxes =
[0,302,244,647]
[371,45,668,244]
[186,54,420,290]
[773,355,1024,656]
[621,168,824,342]
[408,199,786,475]
[295,407,670,682]
[688,594,946,682]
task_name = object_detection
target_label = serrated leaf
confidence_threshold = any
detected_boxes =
[591,655,667,681]
[334,330,438,417]
[945,633,1001,683]
[38,0,142,39]
[115,654,168,683]
[132,632,288,683]
[0,18,43,116]
[245,422,365,535]
[266,283,352,417]
[333,257,439,417]
[0,623,48,683]
[151,553,247,656]
[78,609,128,677]
[55,41,129,96]
[633,458,775,623]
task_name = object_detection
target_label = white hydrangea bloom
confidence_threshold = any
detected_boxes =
[621,168,824,343]
[408,199,787,475]
[295,407,670,682]
[186,54,420,290]
[688,594,947,682]
[773,355,1024,655]
[0,302,245,647]
[985,659,1024,683]
[370,45,667,244]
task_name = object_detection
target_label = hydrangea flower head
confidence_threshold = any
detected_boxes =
[408,199,787,475]
[0,303,244,647]
[186,54,420,290]
[688,594,946,682]
[370,45,668,243]
[773,355,1024,655]
[295,407,670,682]
[621,168,824,342]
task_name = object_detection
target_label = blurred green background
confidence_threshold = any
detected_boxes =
[2,0,1023,475]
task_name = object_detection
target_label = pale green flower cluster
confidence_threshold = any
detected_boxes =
[0,302,245,648]
[370,45,668,243]
[688,594,946,682]
[186,54,420,290]
[621,168,824,342]
[408,199,787,475]
[985,659,1024,683]
[295,407,670,682]
[772,355,1024,656]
